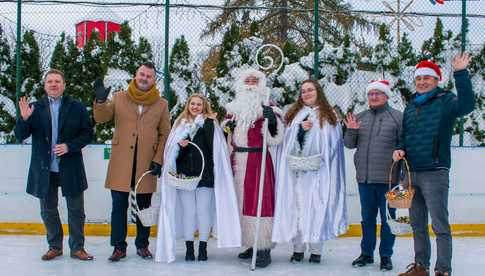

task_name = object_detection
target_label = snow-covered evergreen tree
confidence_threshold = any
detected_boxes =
[390,32,417,103]
[209,23,247,114]
[463,44,485,146]
[470,43,485,79]
[49,33,67,72]
[0,30,43,143]
[0,24,15,143]
[371,24,395,78]
[419,18,453,65]
[109,22,153,75]
[168,35,196,117]
[334,33,361,85]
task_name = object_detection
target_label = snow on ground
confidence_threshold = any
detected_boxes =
[1,236,484,275]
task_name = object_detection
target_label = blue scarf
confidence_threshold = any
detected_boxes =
[413,88,439,106]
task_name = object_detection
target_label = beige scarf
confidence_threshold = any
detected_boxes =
[127,79,160,105]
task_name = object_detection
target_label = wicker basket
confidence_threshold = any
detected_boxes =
[130,171,159,227]
[385,158,415,209]
[287,153,321,171]
[386,203,413,235]
[165,141,205,191]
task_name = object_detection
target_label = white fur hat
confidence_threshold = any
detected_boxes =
[237,68,267,84]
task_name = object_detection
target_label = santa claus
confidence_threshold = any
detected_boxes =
[223,68,284,268]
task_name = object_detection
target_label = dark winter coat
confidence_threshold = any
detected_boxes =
[14,95,93,199]
[176,118,215,188]
[344,103,403,184]
[398,69,475,171]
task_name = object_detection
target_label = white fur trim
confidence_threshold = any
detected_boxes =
[415,67,439,79]
[236,68,267,87]
[232,124,248,212]
[366,82,391,97]
[241,216,274,249]
[270,105,283,116]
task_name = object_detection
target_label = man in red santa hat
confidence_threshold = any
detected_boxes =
[394,53,475,276]
[223,68,284,268]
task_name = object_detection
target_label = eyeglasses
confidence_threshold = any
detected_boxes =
[367,92,386,97]
[301,88,316,93]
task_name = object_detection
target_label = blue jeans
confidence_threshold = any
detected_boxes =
[358,183,396,258]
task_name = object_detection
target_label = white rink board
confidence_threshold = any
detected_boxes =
[0,145,484,224]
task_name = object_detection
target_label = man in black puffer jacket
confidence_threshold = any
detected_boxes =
[395,53,475,276]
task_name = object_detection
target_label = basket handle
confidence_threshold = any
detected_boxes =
[388,157,412,192]
[385,200,394,221]
[132,170,155,213]
[187,141,205,178]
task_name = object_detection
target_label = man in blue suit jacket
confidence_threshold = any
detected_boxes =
[15,69,94,261]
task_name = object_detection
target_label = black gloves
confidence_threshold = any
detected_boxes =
[262,105,277,136]
[262,105,276,123]
[297,125,306,149]
[149,161,162,178]
[94,78,111,103]
[297,114,310,149]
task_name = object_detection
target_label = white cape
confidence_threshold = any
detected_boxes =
[155,119,241,263]
[272,107,348,244]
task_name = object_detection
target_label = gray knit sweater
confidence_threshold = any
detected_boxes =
[344,104,402,184]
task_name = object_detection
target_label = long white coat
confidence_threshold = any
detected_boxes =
[272,107,348,244]
[155,119,241,263]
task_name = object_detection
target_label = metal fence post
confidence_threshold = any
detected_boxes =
[15,0,22,118]
[313,0,319,79]
[164,0,172,108]
[459,0,467,147]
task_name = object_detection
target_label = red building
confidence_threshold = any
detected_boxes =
[75,9,121,48]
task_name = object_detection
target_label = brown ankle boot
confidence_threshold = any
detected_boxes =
[398,263,430,276]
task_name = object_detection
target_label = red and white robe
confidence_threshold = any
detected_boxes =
[225,113,284,249]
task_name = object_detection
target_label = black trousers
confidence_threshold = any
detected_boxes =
[40,172,85,252]
[110,190,151,250]
[110,142,152,251]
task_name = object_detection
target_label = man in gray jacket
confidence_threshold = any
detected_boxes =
[344,80,402,271]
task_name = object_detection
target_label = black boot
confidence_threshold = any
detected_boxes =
[352,254,374,267]
[290,252,304,263]
[309,254,321,263]
[255,249,272,268]
[380,256,393,271]
[198,241,208,261]
[185,241,195,261]
[237,248,253,259]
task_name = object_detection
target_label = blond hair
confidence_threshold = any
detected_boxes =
[174,93,214,127]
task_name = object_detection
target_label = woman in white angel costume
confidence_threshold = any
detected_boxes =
[155,94,241,263]
[272,79,348,264]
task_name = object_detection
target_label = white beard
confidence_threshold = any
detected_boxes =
[226,85,269,131]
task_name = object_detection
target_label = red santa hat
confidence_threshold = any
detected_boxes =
[366,79,392,97]
[414,60,442,81]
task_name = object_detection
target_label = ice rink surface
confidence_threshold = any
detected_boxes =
[1,236,484,276]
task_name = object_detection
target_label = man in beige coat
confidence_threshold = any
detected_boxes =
[93,62,171,261]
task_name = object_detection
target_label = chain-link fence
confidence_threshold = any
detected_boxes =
[0,0,484,145]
